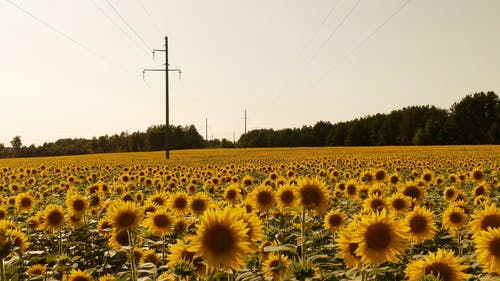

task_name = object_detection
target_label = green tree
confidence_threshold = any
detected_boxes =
[10,136,22,151]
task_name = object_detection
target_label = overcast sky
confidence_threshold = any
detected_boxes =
[1,0,499,146]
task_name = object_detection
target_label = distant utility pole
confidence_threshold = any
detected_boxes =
[143,36,181,159]
[244,109,247,135]
[205,118,208,142]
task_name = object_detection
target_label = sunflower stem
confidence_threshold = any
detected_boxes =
[161,235,166,264]
[360,268,367,281]
[301,208,306,262]
[457,229,463,256]
[128,228,137,281]
[0,258,5,281]
[58,228,63,257]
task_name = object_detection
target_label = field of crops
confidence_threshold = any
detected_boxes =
[0,146,498,281]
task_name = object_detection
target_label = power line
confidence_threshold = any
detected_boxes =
[89,0,151,56]
[4,0,129,73]
[301,0,362,72]
[103,0,153,51]
[304,0,413,93]
[136,0,163,37]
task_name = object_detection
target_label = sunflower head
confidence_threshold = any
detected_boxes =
[144,208,175,237]
[275,184,297,211]
[353,209,407,266]
[405,248,469,281]
[107,201,143,230]
[40,204,65,232]
[296,177,331,215]
[250,185,276,213]
[405,206,437,244]
[469,203,500,235]
[323,209,345,233]
[474,227,500,274]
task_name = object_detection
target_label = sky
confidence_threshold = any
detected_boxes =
[1,0,499,146]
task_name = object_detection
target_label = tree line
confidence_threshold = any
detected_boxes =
[0,91,498,158]
[238,91,499,147]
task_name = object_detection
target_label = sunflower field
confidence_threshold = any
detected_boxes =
[0,146,498,281]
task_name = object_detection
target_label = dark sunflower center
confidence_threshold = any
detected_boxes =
[474,186,485,196]
[409,215,428,234]
[370,199,384,211]
[445,189,455,198]
[390,176,399,184]
[403,186,420,200]
[226,190,237,200]
[117,211,136,228]
[424,262,453,281]
[480,214,500,230]
[375,171,385,181]
[280,190,295,204]
[174,197,187,209]
[205,224,234,254]
[423,174,432,182]
[392,199,406,210]
[122,194,133,202]
[473,171,483,180]
[301,186,321,206]
[115,229,129,246]
[153,214,171,228]
[348,242,359,257]
[73,277,91,281]
[257,191,273,206]
[144,253,159,264]
[449,212,464,224]
[365,222,391,250]
[152,197,164,206]
[192,199,206,212]
[21,197,32,207]
[328,214,342,227]
[489,237,500,257]
[347,185,356,195]
[144,206,156,213]
[47,210,64,225]
[73,199,86,211]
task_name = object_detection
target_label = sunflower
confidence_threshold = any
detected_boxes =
[97,218,113,236]
[167,238,198,270]
[442,206,468,234]
[275,184,297,211]
[249,185,276,213]
[472,184,490,198]
[388,174,401,185]
[474,227,500,274]
[443,186,459,202]
[143,208,175,236]
[140,249,160,265]
[401,182,425,202]
[469,203,500,235]
[387,193,412,215]
[98,274,115,281]
[262,253,290,281]
[107,201,143,230]
[236,208,264,252]
[323,209,345,233]
[146,191,168,207]
[189,192,212,216]
[108,228,142,250]
[473,195,490,206]
[296,177,330,215]
[404,248,469,281]
[67,269,93,281]
[404,206,437,244]
[169,192,189,215]
[40,204,65,232]
[26,264,46,276]
[187,207,251,271]
[344,180,359,199]
[224,184,242,204]
[471,167,485,182]
[15,192,35,212]
[363,194,387,213]
[65,192,89,217]
[352,209,407,266]
[336,223,362,268]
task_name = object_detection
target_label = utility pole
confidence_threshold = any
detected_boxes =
[244,109,247,135]
[205,118,208,142]
[143,36,181,159]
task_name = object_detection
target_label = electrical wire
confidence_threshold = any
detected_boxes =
[4,0,130,73]
[136,0,163,38]
[303,0,413,93]
[103,0,153,51]
[89,0,151,56]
